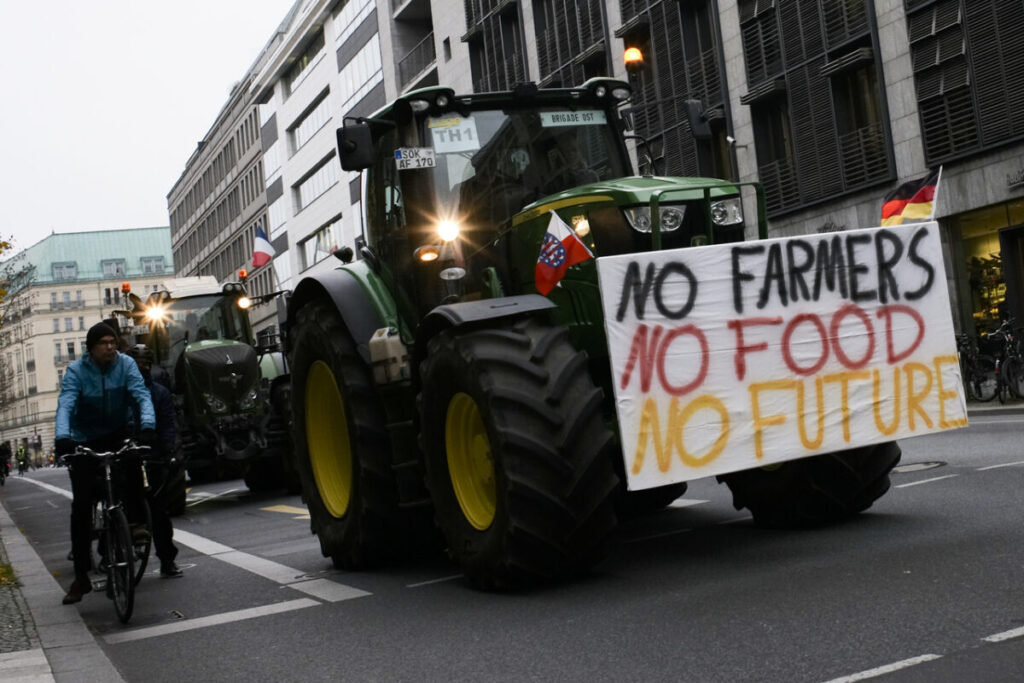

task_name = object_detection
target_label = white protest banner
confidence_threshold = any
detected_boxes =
[596,222,966,491]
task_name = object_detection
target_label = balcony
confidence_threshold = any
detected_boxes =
[398,33,437,91]
[391,0,431,22]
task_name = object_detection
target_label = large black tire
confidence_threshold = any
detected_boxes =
[418,317,619,589]
[718,441,902,528]
[289,299,403,569]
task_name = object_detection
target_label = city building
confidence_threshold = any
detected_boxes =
[173,0,1024,340]
[0,228,174,463]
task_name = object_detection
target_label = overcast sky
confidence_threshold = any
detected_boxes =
[0,0,295,257]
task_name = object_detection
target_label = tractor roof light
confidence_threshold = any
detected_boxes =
[120,282,131,294]
[624,47,645,74]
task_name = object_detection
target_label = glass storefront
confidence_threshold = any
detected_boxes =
[948,198,1024,336]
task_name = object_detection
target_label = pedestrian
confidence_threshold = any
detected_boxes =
[54,321,156,605]
[126,344,183,578]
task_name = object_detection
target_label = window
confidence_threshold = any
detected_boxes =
[80,341,87,357]
[50,292,58,310]
[54,342,62,363]
[286,31,325,93]
[63,291,70,308]
[294,156,340,211]
[301,217,343,270]
[78,316,85,330]
[57,368,64,386]
[102,259,126,276]
[66,342,76,361]
[339,36,382,104]
[76,290,83,307]
[53,262,76,280]
[52,318,59,333]
[333,0,374,45]
[104,288,114,305]
[141,256,164,274]
[64,317,73,332]
[289,90,331,154]
[738,0,891,215]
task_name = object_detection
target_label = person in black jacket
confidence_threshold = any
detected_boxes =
[126,344,183,578]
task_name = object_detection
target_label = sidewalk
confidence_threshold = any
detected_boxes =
[0,494,124,683]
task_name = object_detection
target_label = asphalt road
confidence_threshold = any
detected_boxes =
[3,414,1024,682]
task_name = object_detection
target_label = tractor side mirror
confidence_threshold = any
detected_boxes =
[337,123,374,171]
[684,100,712,141]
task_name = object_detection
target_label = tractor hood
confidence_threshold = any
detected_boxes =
[512,176,740,227]
[183,340,260,410]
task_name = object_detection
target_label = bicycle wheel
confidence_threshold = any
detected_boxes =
[133,500,152,586]
[968,354,999,402]
[106,507,135,624]
[1001,355,1024,399]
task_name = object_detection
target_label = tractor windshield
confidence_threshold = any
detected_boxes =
[148,294,253,369]
[417,108,628,231]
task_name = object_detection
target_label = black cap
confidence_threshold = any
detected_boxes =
[86,322,117,350]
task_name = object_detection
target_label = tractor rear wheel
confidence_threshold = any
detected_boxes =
[290,300,401,568]
[718,441,902,527]
[418,317,618,588]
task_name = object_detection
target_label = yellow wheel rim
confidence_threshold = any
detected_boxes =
[445,392,496,530]
[305,360,352,518]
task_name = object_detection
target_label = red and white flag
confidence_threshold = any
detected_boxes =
[252,223,275,268]
[535,211,593,295]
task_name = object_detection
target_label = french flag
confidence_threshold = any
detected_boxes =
[535,211,593,296]
[252,223,275,269]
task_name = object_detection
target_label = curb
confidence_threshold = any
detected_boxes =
[966,400,1024,418]
[0,497,125,683]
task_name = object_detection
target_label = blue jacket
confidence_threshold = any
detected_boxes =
[55,352,156,442]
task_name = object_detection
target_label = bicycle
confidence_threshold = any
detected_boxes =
[958,332,999,402]
[62,440,152,624]
[995,318,1024,399]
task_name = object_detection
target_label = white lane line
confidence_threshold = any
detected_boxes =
[103,598,319,644]
[669,499,710,509]
[820,654,942,683]
[18,478,371,603]
[977,460,1024,471]
[982,626,1024,643]
[894,474,959,488]
[14,477,71,498]
[406,574,462,588]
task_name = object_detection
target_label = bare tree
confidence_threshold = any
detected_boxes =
[0,244,37,414]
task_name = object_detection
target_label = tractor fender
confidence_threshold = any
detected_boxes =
[413,294,556,379]
[287,264,396,366]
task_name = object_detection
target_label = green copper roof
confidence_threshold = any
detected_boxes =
[1,227,173,285]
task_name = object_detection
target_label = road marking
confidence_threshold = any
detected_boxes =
[668,498,710,508]
[977,460,1024,471]
[261,504,311,520]
[894,474,959,488]
[103,598,319,644]
[982,625,1024,642]
[406,574,462,588]
[820,654,942,682]
[14,477,70,498]
[18,478,371,604]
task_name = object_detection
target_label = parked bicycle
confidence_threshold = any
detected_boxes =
[993,318,1024,399]
[62,440,152,624]
[957,332,998,402]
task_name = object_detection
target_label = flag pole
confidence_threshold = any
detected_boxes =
[927,165,944,221]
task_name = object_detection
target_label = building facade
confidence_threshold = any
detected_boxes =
[174,0,1024,340]
[0,228,174,463]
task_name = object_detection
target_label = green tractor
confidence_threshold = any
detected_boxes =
[123,277,293,494]
[284,79,900,587]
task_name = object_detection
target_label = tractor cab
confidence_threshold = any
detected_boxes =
[339,79,754,323]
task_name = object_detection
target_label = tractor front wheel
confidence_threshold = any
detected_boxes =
[718,441,902,527]
[419,317,618,588]
[289,300,401,568]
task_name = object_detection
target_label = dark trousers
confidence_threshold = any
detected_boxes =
[146,462,179,564]
[68,433,144,580]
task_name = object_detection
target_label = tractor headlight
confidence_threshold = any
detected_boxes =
[624,205,686,233]
[710,198,744,226]
[145,305,167,323]
[437,220,460,242]
[204,393,228,414]
[238,388,260,410]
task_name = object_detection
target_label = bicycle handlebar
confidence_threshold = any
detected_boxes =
[59,440,154,466]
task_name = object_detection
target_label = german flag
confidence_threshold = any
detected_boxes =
[881,169,940,226]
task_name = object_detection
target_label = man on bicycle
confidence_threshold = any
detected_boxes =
[126,344,183,578]
[55,322,156,605]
